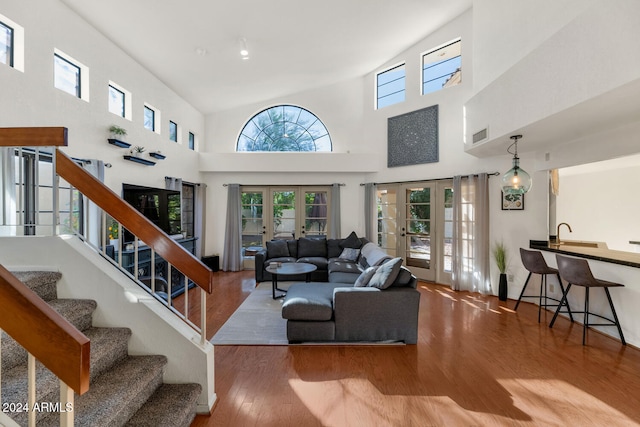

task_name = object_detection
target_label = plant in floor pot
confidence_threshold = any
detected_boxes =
[492,241,508,301]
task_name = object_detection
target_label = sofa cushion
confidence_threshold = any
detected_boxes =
[327,239,343,259]
[287,240,298,258]
[282,283,335,321]
[354,266,379,287]
[328,260,361,274]
[338,248,360,262]
[360,242,392,267]
[298,237,327,258]
[340,231,363,249]
[297,257,328,270]
[266,240,290,258]
[389,266,413,288]
[368,257,403,289]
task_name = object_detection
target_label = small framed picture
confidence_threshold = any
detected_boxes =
[501,192,524,210]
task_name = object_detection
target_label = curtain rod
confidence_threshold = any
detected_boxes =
[359,171,500,186]
[223,183,346,187]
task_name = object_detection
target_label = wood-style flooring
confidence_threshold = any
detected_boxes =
[189,270,640,426]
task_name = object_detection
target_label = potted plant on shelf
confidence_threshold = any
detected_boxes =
[109,125,127,141]
[130,145,145,157]
[492,241,508,301]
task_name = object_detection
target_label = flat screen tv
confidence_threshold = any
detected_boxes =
[122,184,181,241]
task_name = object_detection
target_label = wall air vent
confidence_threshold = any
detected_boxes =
[472,128,488,144]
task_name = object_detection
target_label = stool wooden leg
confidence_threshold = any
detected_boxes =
[515,272,533,311]
[583,287,590,345]
[604,288,626,345]
[538,275,544,322]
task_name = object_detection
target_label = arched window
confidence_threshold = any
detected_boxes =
[237,105,332,152]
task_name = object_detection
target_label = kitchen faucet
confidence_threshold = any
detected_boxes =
[557,222,572,244]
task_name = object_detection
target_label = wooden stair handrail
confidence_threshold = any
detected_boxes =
[56,150,214,293]
[0,127,68,147]
[0,265,90,394]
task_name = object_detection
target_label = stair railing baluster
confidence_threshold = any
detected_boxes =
[52,147,58,236]
[183,274,188,321]
[134,236,139,281]
[34,148,39,235]
[18,148,23,228]
[28,353,36,427]
[60,380,74,427]
[117,223,123,267]
[200,290,207,345]
[151,248,156,293]
[0,327,3,403]
[167,262,172,307]
[101,210,107,256]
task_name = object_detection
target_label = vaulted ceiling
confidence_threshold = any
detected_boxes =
[61,0,471,114]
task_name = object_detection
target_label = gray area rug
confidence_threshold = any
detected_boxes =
[210,281,290,345]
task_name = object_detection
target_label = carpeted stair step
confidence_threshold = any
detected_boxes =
[125,383,202,427]
[11,271,62,302]
[84,327,132,381]
[39,355,168,427]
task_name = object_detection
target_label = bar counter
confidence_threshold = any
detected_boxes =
[529,240,640,269]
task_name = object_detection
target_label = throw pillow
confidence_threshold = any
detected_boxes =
[340,231,363,249]
[338,248,360,262]
[367,257,403,289]
[297,237,328,258]
[266,240,289,259]
[354,266,378,287]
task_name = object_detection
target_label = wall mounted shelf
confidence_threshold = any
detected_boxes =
[108,138,131,148]
[149,152,166,160]
[123,155,156,166]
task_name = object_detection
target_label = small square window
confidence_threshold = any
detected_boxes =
[376,63,405,109]
[54,53,81,98]
[169,121,178,142]
[0,20,13,67]
[144,105,155,131]
[188,132,195,150]
[109,85,125,117]
[422,39,461,95]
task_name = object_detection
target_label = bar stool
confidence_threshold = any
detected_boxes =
[515,248,573,323]
[550,254,626,346]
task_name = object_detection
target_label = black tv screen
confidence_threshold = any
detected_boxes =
[122,184,181,240]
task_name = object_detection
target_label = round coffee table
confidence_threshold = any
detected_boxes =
[265,262,317,299]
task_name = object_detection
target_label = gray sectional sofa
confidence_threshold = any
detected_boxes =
[256,233,421,344]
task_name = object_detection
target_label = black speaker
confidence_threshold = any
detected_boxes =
[201,255,219,272]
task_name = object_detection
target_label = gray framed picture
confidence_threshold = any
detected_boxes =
[387,105,439,168]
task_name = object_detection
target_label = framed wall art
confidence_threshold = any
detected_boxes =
[501,192,524,210]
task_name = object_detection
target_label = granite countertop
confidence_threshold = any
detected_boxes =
[530,239,640,269]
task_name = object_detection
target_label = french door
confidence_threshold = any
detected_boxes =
[377,181,453,284]
[241,186,331,256]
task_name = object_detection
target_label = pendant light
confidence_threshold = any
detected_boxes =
[501,135,532,195]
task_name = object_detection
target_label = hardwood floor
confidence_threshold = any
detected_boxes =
[190,271,640,426]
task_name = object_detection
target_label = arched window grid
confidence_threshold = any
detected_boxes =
[237,105,332,152]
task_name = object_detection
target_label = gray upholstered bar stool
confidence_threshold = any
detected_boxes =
[515,248,573,323]
[550,254,626,346]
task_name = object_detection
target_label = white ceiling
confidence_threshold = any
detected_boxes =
[60,0,471,114]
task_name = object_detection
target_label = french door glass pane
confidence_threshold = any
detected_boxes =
[273,191,295,240]
[443,187,454,273]
[304,191,327,237]
[241,192,264,255]
[377,188,397,256]
[406,187,431,269]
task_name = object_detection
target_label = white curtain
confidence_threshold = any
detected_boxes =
[364,183,376,242]
[1,148,17,230]
[329,183,341,239]
[222,184,242,271]
[451,173,491,294]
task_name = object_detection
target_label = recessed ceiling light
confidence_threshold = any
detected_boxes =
[195,47,207,56]
[240,37,249,58]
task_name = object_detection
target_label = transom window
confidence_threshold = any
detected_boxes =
[422,39,462,95]
[188,132,195,150]
[376,63,405,109]
[0,20,13,67]
[144,105,155,131]
[54,53,81,98]
[108,84,125,117]
[169,121,178,142]
[237,105,332,152]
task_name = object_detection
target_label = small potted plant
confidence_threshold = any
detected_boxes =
[492,241,508,301]
[130,145,145,157]
[109,125,128,141]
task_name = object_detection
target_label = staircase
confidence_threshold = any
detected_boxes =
[1,271,201,427]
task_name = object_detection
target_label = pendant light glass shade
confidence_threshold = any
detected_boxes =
[501,135,532,195]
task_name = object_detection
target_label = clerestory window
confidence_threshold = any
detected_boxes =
[237,105,332,152]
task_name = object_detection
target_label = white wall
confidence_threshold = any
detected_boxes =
[557,156,640,252]
[0,0,204,191]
